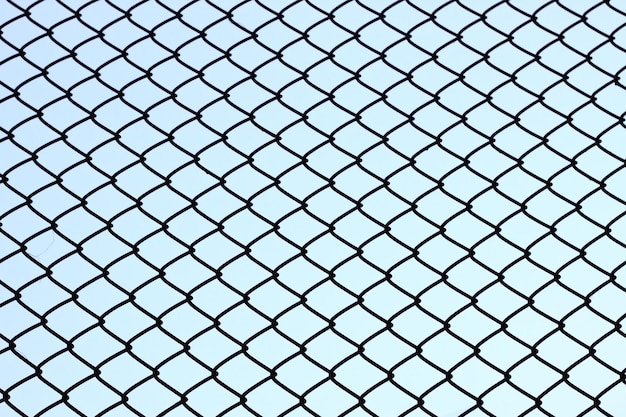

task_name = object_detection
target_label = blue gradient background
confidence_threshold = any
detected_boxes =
[2,0,626,415]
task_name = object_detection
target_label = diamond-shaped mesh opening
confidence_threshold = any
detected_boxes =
[2,0,626,415]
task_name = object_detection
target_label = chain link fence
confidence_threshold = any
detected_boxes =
[2,0,626,415]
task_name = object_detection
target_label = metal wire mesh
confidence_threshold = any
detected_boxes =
[2,0,626,415]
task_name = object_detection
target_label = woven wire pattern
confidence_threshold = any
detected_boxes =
[2,0,626,415]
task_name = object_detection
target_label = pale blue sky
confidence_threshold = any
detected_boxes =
[1,0,626,416]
